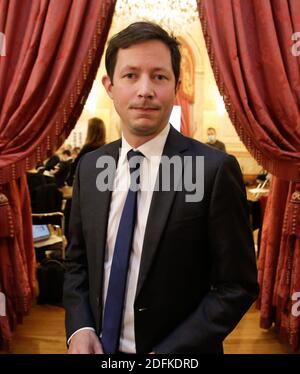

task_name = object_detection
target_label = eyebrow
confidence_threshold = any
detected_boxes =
[120,66,170,74]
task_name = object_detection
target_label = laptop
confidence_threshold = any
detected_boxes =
[32,224,51,243]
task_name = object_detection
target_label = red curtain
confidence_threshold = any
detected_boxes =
[198,0,300,181]
[258,178,300,350]
[257,178,290,325]
[175,92,190,137]
[0,0,115,350]
[198,0,300,350]
[0,175,35,350]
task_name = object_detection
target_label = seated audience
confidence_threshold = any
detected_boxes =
[52,150,73,188]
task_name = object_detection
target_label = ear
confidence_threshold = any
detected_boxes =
[175,79,181,94]
[102,75,114,99]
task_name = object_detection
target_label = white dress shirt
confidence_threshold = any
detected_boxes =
[69,124,170,351]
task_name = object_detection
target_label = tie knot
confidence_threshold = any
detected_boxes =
[127,150,144,173]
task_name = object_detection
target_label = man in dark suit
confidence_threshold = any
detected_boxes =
[63,22,259,354]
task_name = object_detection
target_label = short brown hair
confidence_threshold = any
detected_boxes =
[105,22,181,86]
[207,127,216,133]
[85,117,106,147]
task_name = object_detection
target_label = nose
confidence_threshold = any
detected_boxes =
[137,76,154,99]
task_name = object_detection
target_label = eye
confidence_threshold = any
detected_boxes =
[155,74,167,81]
[124,73,136,79]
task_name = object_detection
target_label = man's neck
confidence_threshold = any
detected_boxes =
[122,125,168,149]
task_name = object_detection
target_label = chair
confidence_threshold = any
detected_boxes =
[32,212,66,306]
[32,212,66,262]
[27,174,66,261]
[247,174,270,258]
[31,183,63,212]
[249,174,271,199]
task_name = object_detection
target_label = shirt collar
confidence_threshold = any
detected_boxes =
[120,123,170,165]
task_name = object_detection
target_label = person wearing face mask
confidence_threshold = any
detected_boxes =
[206,127,226,152]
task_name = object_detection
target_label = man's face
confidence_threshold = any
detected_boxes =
[207,129,217,143]
[103,40,179,141]
[207,129,216,137]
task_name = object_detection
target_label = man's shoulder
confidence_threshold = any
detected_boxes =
[184,136,227,160]
[205,139,226,152]
[183,136,238,176]
[168,127,222,157]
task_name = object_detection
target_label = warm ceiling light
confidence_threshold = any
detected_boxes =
[114,0,198,33]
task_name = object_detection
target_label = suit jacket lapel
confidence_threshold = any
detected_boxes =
[136,127,189,298]
[94,139,121,312]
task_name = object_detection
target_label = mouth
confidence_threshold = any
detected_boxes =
[130,106,160,112]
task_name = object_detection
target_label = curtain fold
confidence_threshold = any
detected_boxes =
[198,0,300,182]
[258,179,300,350]
[257,178,290,325]
[0,0,115,350]
[198,0,300,350]
[0,0,115,183]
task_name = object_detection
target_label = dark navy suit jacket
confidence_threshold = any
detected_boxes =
[63,126,259,353]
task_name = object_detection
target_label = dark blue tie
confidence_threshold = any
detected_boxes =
[101,149,144,354]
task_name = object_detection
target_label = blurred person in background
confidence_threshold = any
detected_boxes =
[206,127,226,152]
[67,117,106,186]
[52,149,73,188]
